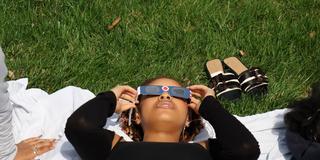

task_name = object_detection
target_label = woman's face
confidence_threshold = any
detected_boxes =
[137,78,189,131]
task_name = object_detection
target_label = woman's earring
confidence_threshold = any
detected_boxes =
[128,108,133,126]
[185,121,190,127]
[183,124,189,141]
[181,126,186,141]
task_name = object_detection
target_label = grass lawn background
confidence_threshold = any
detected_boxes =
[0,0,319,115]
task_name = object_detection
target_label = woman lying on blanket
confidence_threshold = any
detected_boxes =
[66,76,260,160]
[0,48,56,160]
[284,82,320,160]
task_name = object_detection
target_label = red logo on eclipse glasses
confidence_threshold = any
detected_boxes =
[162,86,169,92]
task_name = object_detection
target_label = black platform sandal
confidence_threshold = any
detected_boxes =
[206,59,241,100]
[223,57,268,95]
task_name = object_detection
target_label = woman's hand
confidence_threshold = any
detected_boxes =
[14,137,56,160]
[187,85,215,114]
[111,85,138,114]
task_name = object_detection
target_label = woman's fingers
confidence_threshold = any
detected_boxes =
[120,93,136,103]
[113,85,138,114]
[111,85,138,100]
[188,84,208,89]
[122,85,138,96]
[190,97,201,106]
[188,85,208,92]
[34,139,55,149]
[28,139,55,145]
[188,103,197,111]
[22,136,41,143]
[115,97,137,113]
[123,91,137,99]
[15,138,57,160]
[35,140,56,155]
[188,85,215,98]
[191,92,202,99]
[188,97,201,114]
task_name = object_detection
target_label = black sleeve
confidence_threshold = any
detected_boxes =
[285,130,320,160]
[199,96,260,160]
[65,91,117,160]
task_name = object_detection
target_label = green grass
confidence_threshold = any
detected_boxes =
[0,0,319,115]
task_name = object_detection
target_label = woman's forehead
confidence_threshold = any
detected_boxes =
[148,78,182,87]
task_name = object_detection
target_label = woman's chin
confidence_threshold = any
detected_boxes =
[154,107,176,116]
[152,111,182,124]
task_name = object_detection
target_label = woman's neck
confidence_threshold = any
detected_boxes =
[143,130,181,142]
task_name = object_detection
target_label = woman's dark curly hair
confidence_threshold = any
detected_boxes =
[284,82,320,142]
[119,76,204,142]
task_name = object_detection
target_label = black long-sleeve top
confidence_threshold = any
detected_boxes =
[285,130,320,160]
[65,91,260,160]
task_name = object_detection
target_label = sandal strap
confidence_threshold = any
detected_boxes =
[238,67,267,82]
[238,68,268,92]
[242,80,268,92]
[210,73,241,95]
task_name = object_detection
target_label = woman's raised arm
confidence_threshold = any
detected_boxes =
[65,86,137,160]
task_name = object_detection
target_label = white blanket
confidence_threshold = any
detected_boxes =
[8,78,292,160]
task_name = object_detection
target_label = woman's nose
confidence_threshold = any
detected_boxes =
[159,92,172,101]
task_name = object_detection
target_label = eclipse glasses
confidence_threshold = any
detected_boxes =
[137,85,192,103]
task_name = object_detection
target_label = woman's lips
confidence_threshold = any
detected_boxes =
[156,101,174,109]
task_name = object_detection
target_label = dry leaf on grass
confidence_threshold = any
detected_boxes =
[107,16,121,31]
[239,50,247,57]
[309,31,316,39]
[183,77,191,86]
[8,70,15,80]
